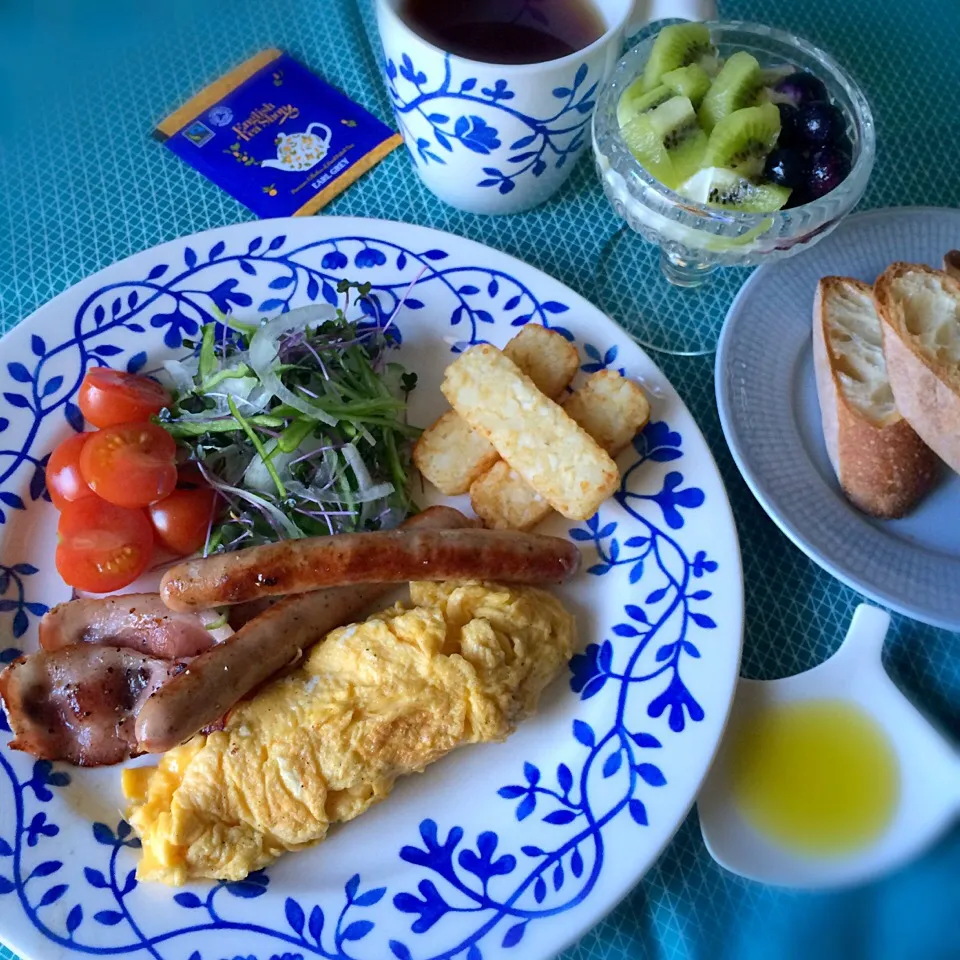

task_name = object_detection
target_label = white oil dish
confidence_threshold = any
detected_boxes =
[698,604,960,889]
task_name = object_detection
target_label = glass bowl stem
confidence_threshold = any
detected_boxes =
[660,249,718,287]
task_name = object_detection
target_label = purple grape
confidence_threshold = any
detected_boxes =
[798,102,846,146]
[807,146,852,200]
[764,148,808,190]
[833,135,854,161]
[783,190,809,209]
[777,103,804,146]
[774,71,828,106]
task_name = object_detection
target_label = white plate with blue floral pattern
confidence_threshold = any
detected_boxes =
[0,217,743,960]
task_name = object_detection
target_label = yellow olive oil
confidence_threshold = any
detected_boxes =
[729,699,899,857]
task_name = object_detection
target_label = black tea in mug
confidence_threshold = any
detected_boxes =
[399,0,606,65]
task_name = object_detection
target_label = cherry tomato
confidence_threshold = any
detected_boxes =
[56,498,154,592]
[148,484,219,556]
[79,422,178,508]
[45,433,97,510]
[77,368,171,428]
[175,461,206,488]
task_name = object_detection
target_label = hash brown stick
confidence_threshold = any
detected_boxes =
[442,344,620,520]
[161,527,580,611]
[470,371,651,530]
[137,506,474,753]
[413,325,579,495]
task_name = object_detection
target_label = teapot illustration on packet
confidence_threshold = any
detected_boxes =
[261,122,332,172]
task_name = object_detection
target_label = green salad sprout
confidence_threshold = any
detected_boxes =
[157,281,420,555]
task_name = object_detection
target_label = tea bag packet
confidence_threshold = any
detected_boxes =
[155,49,402,217]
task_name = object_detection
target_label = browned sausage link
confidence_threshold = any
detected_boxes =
[160,527,580,612]
[135,583,386,753]
[136,506,475,753]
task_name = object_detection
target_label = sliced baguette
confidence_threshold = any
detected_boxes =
[813,276,938,518]
[874,262,960,474]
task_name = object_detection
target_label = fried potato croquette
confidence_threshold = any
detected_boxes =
[501,323,579,400]
[410,409,500,497]
[123,581,575,885]
[470,371,651,530]
[413,326,578,494]
[442,345,619,520]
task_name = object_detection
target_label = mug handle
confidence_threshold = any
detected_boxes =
[628,0,717,35]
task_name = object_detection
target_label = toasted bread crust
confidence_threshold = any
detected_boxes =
[813,276,939,518]
[944,250,960,281]
[830,405,939,517]
[874,263,960,474]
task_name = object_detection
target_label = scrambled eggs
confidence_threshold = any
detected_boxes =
[123,581,575,885]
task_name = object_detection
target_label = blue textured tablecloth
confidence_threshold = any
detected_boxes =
[0,1,958,958]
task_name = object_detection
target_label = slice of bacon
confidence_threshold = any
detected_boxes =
[0,647,182,766]
[39,594,228,659]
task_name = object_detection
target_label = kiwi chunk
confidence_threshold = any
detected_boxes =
[704,103,781,178]
[617,80,673,127]
[641,23,714,92]
[648,96,708,184]
[621,115,676,188]
[679,166,790,212]
[698,51,762,132]
[661,63,712,107]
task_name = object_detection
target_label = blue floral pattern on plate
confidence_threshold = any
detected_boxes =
[0,218,741,960]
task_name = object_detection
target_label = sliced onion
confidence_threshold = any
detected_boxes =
[242,439,283,493]
[285,476,394,506]
[283,442,394,505]
[342,442,374,491]
[221,373,263,399]
[243,433,327,493]
[248,306,339,425]
[162,360,196,395]
[340,443,395,502]
[197,609,236,644]
[202,443,251,487]
[230,487,302,539]
[174,388,266,422]
[355,482,397,503]
[197,463,303,540]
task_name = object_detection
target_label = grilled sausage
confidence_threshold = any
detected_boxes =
[160,526,580,612]
[137,506,480,752]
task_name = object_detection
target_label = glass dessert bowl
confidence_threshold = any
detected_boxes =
[592,21,875,287]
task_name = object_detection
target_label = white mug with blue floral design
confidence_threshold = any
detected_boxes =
[376,0,716,215]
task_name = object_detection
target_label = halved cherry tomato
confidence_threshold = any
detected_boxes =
[45,432,97,510]
[78,368,171,428]
[175,461,206,488]
[56,498,153,592]
[79,422,178,508]
[148,484,219,556]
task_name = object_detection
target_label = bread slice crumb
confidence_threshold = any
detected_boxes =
[813,275,939,518]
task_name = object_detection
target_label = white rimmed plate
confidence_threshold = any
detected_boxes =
[0,217,742,960]
[716,206,960,630]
